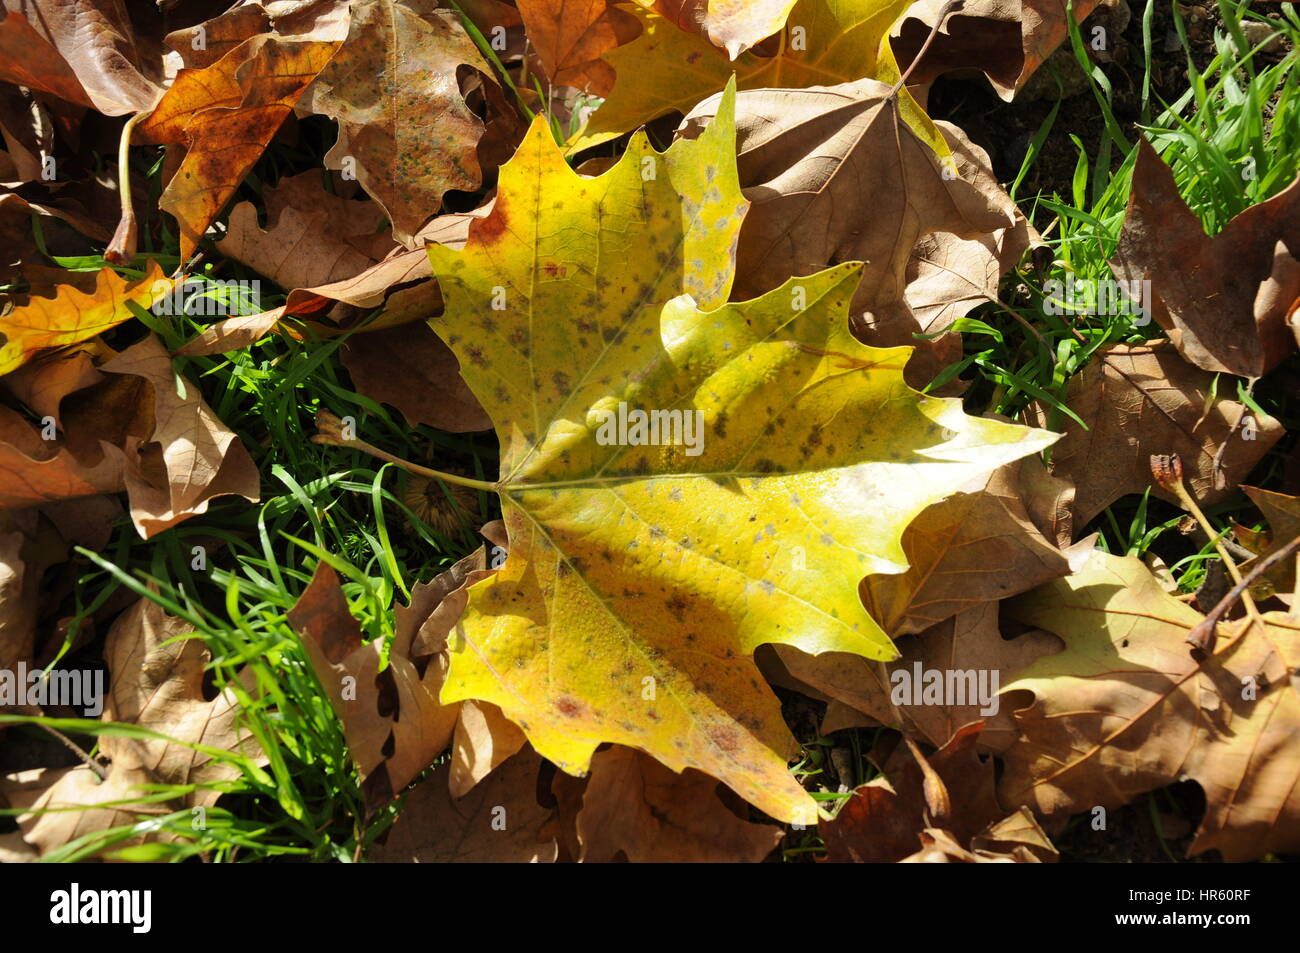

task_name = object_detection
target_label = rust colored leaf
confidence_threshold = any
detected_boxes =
[137,36,340,260]
[515,0,641,95]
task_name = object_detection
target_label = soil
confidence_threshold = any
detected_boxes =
[926,1,1229,203]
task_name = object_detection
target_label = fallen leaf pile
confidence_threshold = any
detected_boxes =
[1,0,1298,865]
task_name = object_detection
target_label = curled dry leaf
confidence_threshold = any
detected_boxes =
[1111,140,1300,379]
[288,547,524,803]
[304,0,495,245]
[98,335,260,539]
[901,807,1058,862]
[424,85,1054,824]
[1028,341,1284,528]
[0,332,260,537]
[1,597,264,858]
[570,0,948,160]
[892,0,1105,101]
[286,559,466,801]
[0,0,162,115]
[176,207,488,357]
[1002,548,1300,861]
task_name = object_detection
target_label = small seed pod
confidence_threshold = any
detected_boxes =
[404,472,480,539]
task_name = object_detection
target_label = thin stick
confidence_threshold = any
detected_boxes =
[1151,453,1265,638]
[38,721,108,782]
[1183,533,1300,658]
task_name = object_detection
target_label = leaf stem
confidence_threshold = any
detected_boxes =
[105,109,150,264]
[1150,453,1264,635]
[312,410,498,492]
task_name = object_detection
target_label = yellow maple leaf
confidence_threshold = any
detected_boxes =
[425,83,1053,823]
[568,0,949,163]
[0,261,171,376]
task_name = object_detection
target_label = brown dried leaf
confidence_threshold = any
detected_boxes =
[821,722,1024,862]
[1111,140,1300,378]
[859,458,1070,637]
[286,559,464,800]
[369,746,558,862]
[176,207,486,356]
[1003,548,1300,861]
[573,745,783,862]
[902,807,1057,862]
[2,597,263,857]
[1029,341,1284,527]
[771,600,1063,751]
[0,0,161,115]
[893,0,1105,101]
[0,509,66,671]
[99,335,260,539]
[341,321,490,432]
[679,80,1028,387]
[217,172,393,289]
[305,0,495,244]
[0,403,125,509]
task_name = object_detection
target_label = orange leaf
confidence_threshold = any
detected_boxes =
[0,261,171,376]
